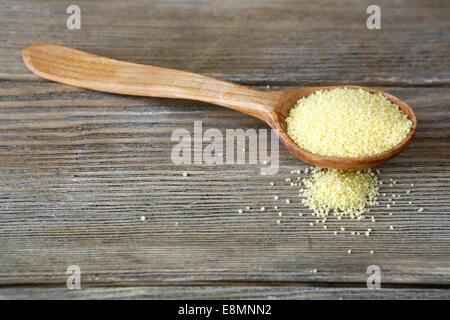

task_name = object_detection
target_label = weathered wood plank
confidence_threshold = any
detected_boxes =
[0,0,448,85]
[1,286,448,300]
[0,82,448,286]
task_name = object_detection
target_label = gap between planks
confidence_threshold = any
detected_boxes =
[1,74,450,88]
[1,280,449,290]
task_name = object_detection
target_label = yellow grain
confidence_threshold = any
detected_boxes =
[300,167,378,217]
[286,88,412,157]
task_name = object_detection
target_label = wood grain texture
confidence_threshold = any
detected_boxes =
[0,0,449,85]
[0,0,449,299]
[0,83,448,287]
[1,286,449,300]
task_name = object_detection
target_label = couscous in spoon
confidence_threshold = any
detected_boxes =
[23,44,416,170]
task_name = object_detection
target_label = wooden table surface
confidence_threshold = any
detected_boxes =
[0,0,449,299]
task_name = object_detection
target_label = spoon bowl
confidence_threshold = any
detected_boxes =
[269,85,417,170]
[23,44,416,170]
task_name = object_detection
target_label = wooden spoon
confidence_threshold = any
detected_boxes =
[23,44,416,170]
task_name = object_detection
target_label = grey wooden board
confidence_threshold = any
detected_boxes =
[0,286,449,300]
[0,0,449,85]
[0,83,449,288]
[0,0,449,299]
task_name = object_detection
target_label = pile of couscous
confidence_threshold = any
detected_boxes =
[285,88,412,158]
[300,167,379,218]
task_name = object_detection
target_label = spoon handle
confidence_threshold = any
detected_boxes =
[23,44,280,122]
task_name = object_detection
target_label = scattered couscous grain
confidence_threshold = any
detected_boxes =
[140,216,146,221]
[285,88,412,158]
[182,172,188,177]
[238,209,243,214]
[347,249,352,254]
[418,207,424,212]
